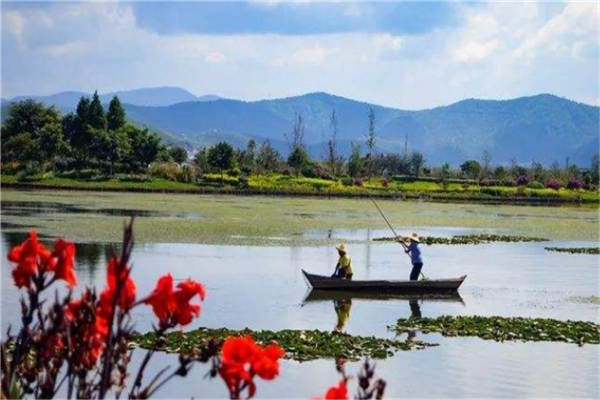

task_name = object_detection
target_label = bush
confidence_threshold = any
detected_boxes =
[381,177,389,188]
[516,175,530,186]
[201,174,239,186]
[341,177,353,187]
[115,174,152,183]
[354,177,364,187]
[567,177,584,190]
[239,175,250,189]
[282,167,292,176]
[149,162,181,181]
[501,178,516,187]
[227,167,241,177]
[545,178,562,190]
[179,165,198,183]
[527,181,544,189]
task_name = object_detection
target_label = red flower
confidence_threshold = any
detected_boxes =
[323,380,348,400]
[252,344,285,380]
[145,274,176,329]
[144,274,205,329]
[7,230,53,288]
[51,238,77,287]
[105,258,136,310]
[218,336,284,399]
[173,279,206,326]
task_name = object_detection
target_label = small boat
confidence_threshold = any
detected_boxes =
[302,270,466,293]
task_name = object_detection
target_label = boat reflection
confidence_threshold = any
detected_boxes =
[302,290,464,333]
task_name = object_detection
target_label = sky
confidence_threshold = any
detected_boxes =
[1,1,599,109]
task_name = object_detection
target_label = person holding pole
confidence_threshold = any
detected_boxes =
[400,233,424,281]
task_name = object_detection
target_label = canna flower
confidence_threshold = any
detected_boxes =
[321,380,348,400]
[51,238,77,287]
[145,274,205,329]
[8,230,54,288]
[218,336,285,399]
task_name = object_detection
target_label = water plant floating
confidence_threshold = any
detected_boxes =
[389,316,600,345]
[544,247,599,255]
[133,327,437,362]
[373,234,548,245]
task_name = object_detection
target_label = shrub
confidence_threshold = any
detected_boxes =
[239,175,250,189]
[179,164,198,183]
[115,174,152,183]
[202,174,239,186]
[227,167,241,177]
[527,181,544,189]
[381,177,389,188]
[354,177,364,187]
[501,178,516,187]
[341,177,353,187]
[567,177,584,190]
[545,178,562,190]
[149,162,181,181]
[282,167,292,176]
[516,175,530,186]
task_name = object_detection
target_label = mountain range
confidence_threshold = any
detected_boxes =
[3,87,598,166]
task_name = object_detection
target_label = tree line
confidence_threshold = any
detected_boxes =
[2,99,598,189]
[1,93,171,176]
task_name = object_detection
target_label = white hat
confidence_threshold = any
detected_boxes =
[409,233,420,243]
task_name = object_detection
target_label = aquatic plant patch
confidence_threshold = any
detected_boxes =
[373,234,548,245]
[568,296,600,304]
[133,327,436,362]
[389,316,600,345]
[544,247,600,255]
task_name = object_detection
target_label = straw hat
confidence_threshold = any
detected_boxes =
[336,243,347,253]
[409,233,420,243]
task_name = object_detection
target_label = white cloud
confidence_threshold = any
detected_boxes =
[1,2,598,109]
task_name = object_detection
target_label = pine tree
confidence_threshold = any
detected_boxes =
[107,96,126,131]
[87,91,107,130]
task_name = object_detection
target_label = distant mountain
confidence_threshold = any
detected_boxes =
[4,89,598,165]
[102,87,199,106]
[123,92,599,165]
[5,87,221,109]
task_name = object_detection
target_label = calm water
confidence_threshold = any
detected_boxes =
[1,201,599,398]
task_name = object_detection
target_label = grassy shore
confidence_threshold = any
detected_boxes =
[2,173,598,204]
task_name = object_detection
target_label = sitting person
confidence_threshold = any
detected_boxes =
[332,244,353,280]
[402,233,423,281]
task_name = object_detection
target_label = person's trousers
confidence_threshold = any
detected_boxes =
[410,262,423,281]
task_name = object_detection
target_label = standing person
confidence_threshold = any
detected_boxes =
[332,244,353,280]
[402,233,423,281]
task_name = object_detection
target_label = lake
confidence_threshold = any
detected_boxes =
[1,190,598,398]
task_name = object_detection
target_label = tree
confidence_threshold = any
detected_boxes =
[410,152,425,178]
[193,147,211,174]
[591,154,599,185]
[493,165,507,180]
[207,142,234,185]
[286,113,305,150]
[347,142,363,178]
[365,107,376,180]
[287,146,309,176]
[87,91,107,130]
[169,146,188,165]
[460,160,481,179]
[256,140,281,172]
[67,97,96,169]
[93,127,131,176]
[325,110,343,177]
[1,100,63,169]
[440,163,451,190]
[241,139,257,173]
[39,121,70,171]
[107,96,126,131]
[125,126,161,171]
[481,150,492,179]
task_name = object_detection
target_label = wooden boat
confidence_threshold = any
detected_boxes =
[302,270,466,293]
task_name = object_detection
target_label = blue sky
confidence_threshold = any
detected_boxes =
[2,1,598,109]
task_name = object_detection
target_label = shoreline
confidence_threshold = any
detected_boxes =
[2,181,597,207]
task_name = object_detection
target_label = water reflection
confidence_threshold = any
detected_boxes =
[303,290,464,334]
